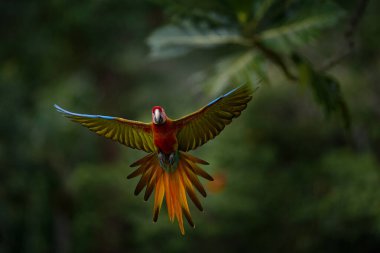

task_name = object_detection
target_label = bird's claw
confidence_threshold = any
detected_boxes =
[158,152,165,168]
[157,151,179,172]
[168,153,175,165]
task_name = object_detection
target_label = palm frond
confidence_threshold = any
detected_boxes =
[202,50,262,95]
[147,21,249,59]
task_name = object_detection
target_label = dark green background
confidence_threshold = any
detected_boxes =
[1,0,380,252]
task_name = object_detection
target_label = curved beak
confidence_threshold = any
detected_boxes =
[154,109,164,124]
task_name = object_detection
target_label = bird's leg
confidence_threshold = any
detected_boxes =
[168,151,179,172]
[157,151,179,172]
[158,151,165,168]
[168,152,175,165]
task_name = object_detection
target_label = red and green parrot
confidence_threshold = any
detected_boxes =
[55,84,254,234]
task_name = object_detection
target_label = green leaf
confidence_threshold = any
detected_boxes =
[258,2,345,52]
[147,21,249,59]
[293,54,350,129]
[252,0,276,27]
[201,50,263,95]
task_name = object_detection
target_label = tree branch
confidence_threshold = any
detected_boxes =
[320,0,370,71]
[253,40,298,81]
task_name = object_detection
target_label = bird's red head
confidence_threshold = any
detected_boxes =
[152,106,167,125]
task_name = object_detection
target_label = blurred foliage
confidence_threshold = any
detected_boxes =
[292,53,350,128]
[148,0,349,126]
[1,0,380,253]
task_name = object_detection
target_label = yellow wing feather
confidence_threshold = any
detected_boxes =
[174,84,254,152]
[55,105,155,153]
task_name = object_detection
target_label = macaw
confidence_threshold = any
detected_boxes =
[55,84,254,234]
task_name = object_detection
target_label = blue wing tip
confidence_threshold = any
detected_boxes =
[206,86,240,107]
[206,83,257,107]
[54,104,64,113]
[222,87,238,97]
[54,104,70,115]
[53,104,116,120]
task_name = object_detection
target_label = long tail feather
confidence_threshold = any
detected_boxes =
[128,151,213,235]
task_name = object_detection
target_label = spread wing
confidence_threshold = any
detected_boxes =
[55,105,155,153]
[174,84,254,152]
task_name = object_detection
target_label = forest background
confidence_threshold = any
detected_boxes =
[1,0,380,252]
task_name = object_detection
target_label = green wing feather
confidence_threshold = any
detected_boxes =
[55,105,155,153]
[174,84,254,152]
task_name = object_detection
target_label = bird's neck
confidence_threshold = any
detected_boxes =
[152,119,178,154]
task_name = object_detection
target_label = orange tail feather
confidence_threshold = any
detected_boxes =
[128,151,214,235]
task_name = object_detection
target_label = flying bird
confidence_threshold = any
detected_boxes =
[55,84,254,234]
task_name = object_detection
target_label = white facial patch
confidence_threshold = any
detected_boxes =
[154,109,160,121]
